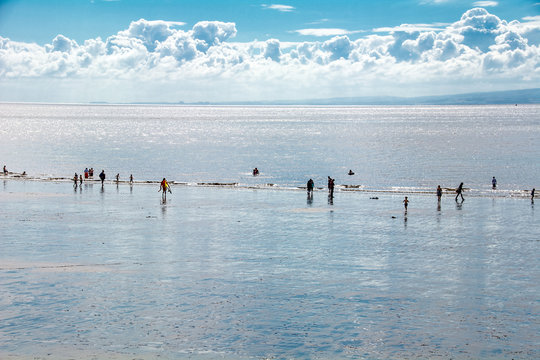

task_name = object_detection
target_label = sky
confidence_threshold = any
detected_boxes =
[0,0,539,103]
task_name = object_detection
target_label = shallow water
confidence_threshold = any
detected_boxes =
[1,103,539,194]
[1,179,538,359]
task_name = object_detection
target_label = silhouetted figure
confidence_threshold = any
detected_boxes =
[115,173,120,183]
[89,168,94,177]
[99,170,106,186]
[492,176,497,189]
[252,168,259,176]
[348,170,354,175]
[455,182,464,201]
[437,185,442,201]
[129,174,133,184]
[307,179,314,194]
[403,196,409,211]
[532,188,535,201]
[328,176,335,197]
[73,173,78,188]
[3,165,7,175]
[79,174,83,185]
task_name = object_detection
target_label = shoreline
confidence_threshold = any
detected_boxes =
[1,173,534,199]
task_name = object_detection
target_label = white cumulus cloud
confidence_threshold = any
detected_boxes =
[0,8,538,103]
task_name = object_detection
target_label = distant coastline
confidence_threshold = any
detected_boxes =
[88,88,540,106]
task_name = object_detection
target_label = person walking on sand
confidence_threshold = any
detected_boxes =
[492,176,497,189]
[403,196,409,211]
[159,178,171,199]
[99,170,106,186]
[455,182,464,201]
[437,185,442,201]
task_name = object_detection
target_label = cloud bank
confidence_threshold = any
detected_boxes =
[0,8,539,102]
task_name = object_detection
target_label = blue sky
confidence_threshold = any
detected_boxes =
[0,0,539,102]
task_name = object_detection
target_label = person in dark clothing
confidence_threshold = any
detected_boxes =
[455,182,464,201]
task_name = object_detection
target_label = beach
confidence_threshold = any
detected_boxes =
[1,177,538,359]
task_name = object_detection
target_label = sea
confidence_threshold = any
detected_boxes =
[0,103,539,359]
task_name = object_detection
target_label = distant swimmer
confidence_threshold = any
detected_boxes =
[252,168,259,176]
[99,170,106,186]
[307,178,314,194]
[348,170,355,175]
[455,182,464,201]
[437,185,442,201]
[492,176,497,189]
[403,196,409,211]
[130,174,133,184]
[159,178,172,199]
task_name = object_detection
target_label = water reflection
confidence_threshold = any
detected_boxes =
[306,192,313,206]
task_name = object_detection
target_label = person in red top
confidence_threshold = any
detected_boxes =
[159,178,172,199]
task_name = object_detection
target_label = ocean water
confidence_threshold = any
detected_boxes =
[1,103,539,193]
[0,103,539,359]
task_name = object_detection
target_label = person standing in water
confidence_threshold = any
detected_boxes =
[115,173,120,184]
[455,182,464,201]
[403,196,409,211]
[492,176,497,189]
[307,179,314,194]
[79,174,83,186]
[159,178,171,199]
[73,173,78,188]
[532,188,535,201]
[436,185,442,201]
[129,174,134,184]
[328,176,335,197]
[99,170,106,186]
